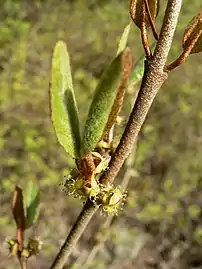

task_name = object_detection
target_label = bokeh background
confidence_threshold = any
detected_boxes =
[0,0,202,268]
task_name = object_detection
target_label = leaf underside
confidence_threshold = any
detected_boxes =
[130,0,159,29]
[117,23,131,55]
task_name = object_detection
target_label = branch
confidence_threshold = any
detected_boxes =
[50,200,97,269]
[165,28,202,71]
[50,1,182,268]
[18,257,27,269]
[153,0,182,72]
[82,146,137,269]
[140,1,151,58]
[100,0,182,185]
[143,0,158,40]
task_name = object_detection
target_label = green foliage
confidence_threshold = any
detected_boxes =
[129,51,145,86]
[82,52,124,155]
[129,42,156,86]
[51,24,131,157]
[116,23,131,55]
[1,0,202,268]
[50,41,81,158]
[23,179,40,229]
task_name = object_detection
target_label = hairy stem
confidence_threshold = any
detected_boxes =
[50,1,182,268]
[153,0,182,71]
[140,2,151,58]
[100,60,167,184]
[101,0,182,184]
[143,0,158,40]
[165,28,202,71]
[82,148,137,269]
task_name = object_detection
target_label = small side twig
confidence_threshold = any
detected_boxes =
[50,1,182,268]
[140,2,151,58]
[82,151,136,269]
[165,28,202,71]
[18,256,27,269]
[153,0,182,71]
[143,0,159,40]
[82,91,138,269]
[100,0,182,185]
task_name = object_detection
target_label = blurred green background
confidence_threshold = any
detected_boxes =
[0,0,202,268]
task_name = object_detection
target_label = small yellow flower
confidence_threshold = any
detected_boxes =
[100,186,126,215]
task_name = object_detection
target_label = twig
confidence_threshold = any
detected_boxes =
[17,225,27,269]
[140,2,151,58]
[16,228,24,253]
[72,249,89,269]
[100,0,182,185]
[165,28,202,71]
[50,200,97,269]
[153,0,182,72]
[50,1,182,268]
[143,0,159,40]
[82,137,137,269]
[18,256,27,269]
[82,160,136,269]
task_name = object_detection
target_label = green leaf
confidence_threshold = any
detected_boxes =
[116,23,131,55]
[183,13,202,54]
[99,24,132,140]
[82,51,125,155]
[129,42,156,86]
[11,186,26,231]
[129,53,145,86]
[23,179,40,229]
[103,48,132,140]
[50,40,81,158]
[130,0,159,29]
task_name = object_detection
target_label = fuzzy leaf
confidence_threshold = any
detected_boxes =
[23,179,40,229]
[100,24,132,141]
[11,186,26,231]
[183,13,202,54]
[102,48,132,140]
[50,40,81,157]
[116,23,131,55]
[82,51,125,155]
[130,0,159,29]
